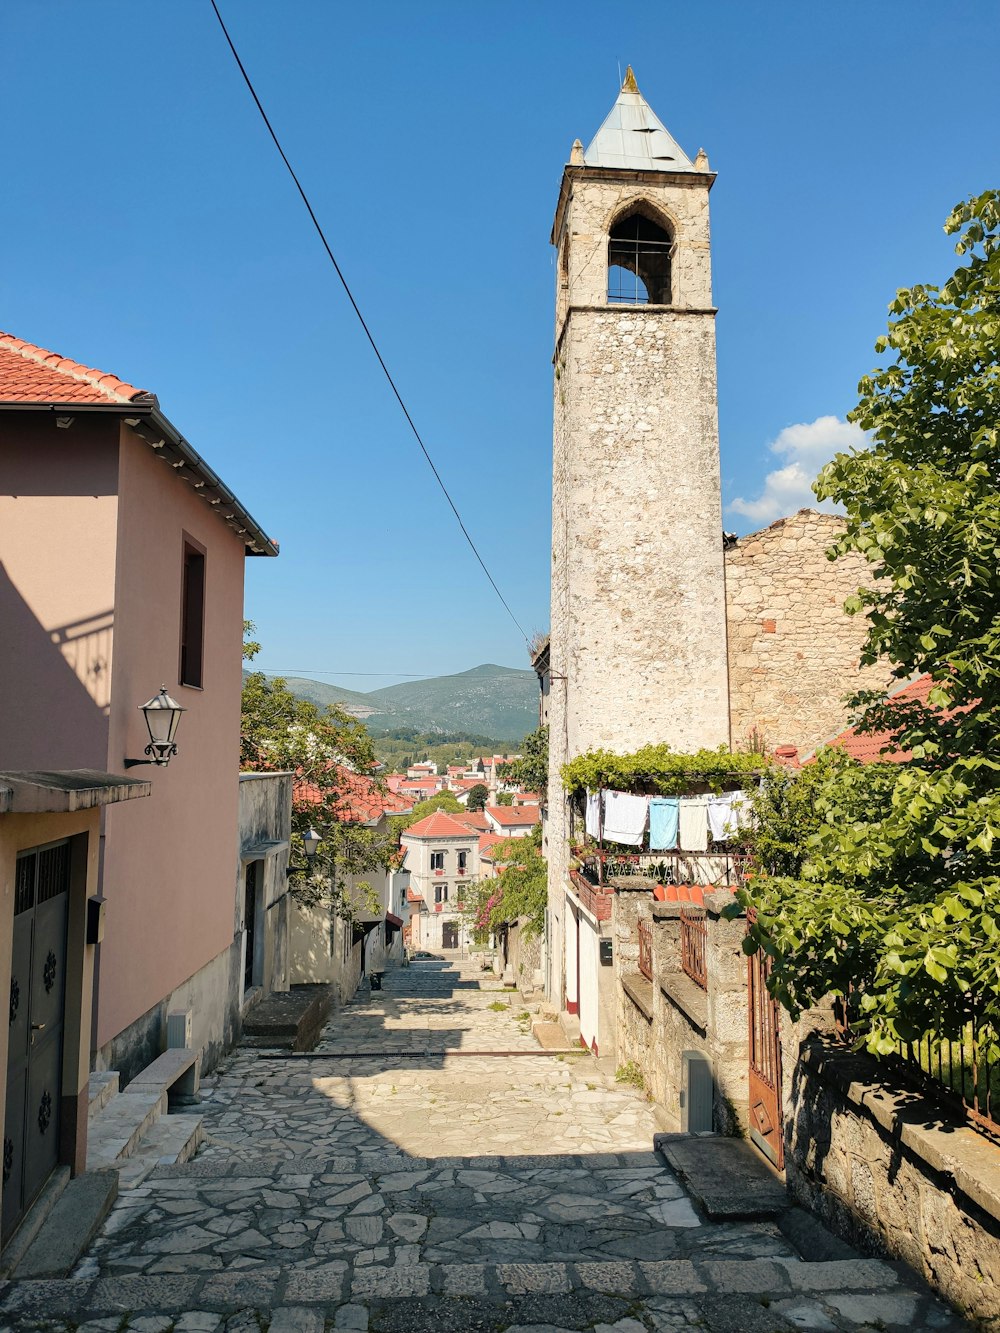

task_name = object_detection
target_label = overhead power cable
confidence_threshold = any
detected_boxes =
[208,1,530,646]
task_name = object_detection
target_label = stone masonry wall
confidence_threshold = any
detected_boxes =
[784,1034,1000,1329]
[613,890,747,1133]
[725,509,895,755]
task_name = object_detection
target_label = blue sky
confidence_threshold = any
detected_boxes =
[3,2,998,691]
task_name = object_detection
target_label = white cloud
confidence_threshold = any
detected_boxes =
[727,415,867,526]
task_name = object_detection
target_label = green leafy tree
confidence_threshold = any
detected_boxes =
[744,191,1000,1055]
[496,791,514,806]
[497,725,548,793]
[466,783,489,811]
[488,825,547,937]
[241,660,391,919]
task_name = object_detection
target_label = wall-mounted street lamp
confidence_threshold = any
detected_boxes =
[302,828,321,862]
[287,828,322,877]
[124,686,186,768]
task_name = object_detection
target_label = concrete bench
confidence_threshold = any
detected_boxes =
[126,1048,200,1105]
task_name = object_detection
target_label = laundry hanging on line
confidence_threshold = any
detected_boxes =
[707,791,749,842]
[678,794,709,852]
[601,790,649,847]
[585,790,602,841]
[648,797,680,850]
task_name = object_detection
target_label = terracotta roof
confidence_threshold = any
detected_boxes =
[820,674,944,764]
[449,778,482,789]
[485,805,540,826]
[653,883,736,906]
[406,888,424,904]
[296,765,404,823]
[401,776,443,789]
[454,812,489,832]
[401,811,477,841]
[0,329,278,558]
[478,833,507,856]
[0,331,153,405]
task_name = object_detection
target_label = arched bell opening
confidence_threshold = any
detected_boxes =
[607,211,673,305]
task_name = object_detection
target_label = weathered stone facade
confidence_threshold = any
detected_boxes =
[547,133,730,1009]
[725,509,894,755]
[614,889,747,1134]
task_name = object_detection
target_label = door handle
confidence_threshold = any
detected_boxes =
[31,1023,45,1032]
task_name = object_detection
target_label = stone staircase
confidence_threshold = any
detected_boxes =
[86,1058,204,1190]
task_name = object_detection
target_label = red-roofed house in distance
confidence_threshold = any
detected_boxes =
[484,804,540,837]
[398,775,446,801]
[0,330,280,1224]
[400,811,479,952]
[290,766,411,1000]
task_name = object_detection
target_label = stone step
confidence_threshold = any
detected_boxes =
[11,1168,118,1279]
[86,1090,166,1169]
[151,1148,666,1178]
[241,984,334,1052]
[87,1070,119,1119]
[0,1255,918,1323]
[655,1132,790,1219]
[114,1113,205,1190]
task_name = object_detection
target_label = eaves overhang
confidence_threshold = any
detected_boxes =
[0,399,279,558]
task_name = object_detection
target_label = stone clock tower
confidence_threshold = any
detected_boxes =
[544,70,730,1013]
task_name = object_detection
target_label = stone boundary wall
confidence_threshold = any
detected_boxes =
[725,509,895,755]
[785,1036,1000,1327]
[613,889,747,1133]
[498,917,544,995]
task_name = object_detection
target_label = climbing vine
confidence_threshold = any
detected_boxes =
[561,745,765,798]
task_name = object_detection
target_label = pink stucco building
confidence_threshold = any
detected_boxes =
[0,331,277,1080]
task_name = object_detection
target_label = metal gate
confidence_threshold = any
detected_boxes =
[747,911,784,1170]
[442,921,459,949]
[4,841,70,1241]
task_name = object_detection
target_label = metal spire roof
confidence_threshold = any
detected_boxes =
[584,67,696,173]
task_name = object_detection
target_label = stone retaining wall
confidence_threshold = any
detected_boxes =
[784,1033,1000,1329]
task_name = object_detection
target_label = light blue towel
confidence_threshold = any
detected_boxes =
[649,797,679,851]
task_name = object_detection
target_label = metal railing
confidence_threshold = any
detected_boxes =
[637,918,653,981]
[680,907,708,990]
[571,846,749,889]
[896,1019,1000,1138]
[836,992,1000,1139]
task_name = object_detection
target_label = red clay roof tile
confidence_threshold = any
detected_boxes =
[0,331,153,405]
[401,812,478,840]
[485,805,540,826]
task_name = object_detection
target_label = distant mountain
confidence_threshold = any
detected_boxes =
[249,664,538,741]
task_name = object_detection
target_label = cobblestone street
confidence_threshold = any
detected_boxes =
[0,960,967,1332]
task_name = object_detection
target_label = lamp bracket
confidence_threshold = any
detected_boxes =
[123,742,178,769]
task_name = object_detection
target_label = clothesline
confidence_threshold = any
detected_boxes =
[580,786,752,854]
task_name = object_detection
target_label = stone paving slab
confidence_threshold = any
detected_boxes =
[0,959,971,1332]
